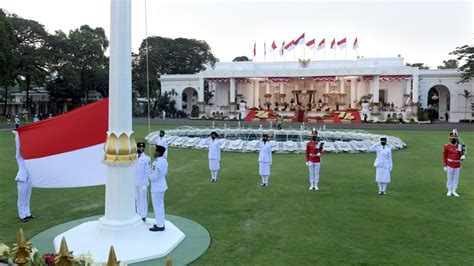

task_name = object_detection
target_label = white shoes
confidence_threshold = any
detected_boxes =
[314,185,319,190]
[309,184,314,190]
[452,190,460,197]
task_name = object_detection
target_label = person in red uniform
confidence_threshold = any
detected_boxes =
[443,131,466,197]
[306,129,324,190]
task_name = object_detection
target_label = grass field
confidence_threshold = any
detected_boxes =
[0,125,473,264]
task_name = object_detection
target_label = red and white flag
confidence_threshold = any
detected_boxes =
[285,40,295,51]
[15,99,108,188]
[270,41,277,53]
[279,41,285,56]
[337,37,347,49]
[253,42,256,58]
[306,39,316,49]
[295,33,305,46]
[330,38,336,49]
[353,37,358,50]
[317,38,325,50]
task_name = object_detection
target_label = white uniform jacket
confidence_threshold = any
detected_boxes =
[156,137,169,158]
[256,141,272,164]
[204,138,221,161]
[150,157,168,193]
[135,153,151,187]
[369,143,393,169]
[14,132,30,182]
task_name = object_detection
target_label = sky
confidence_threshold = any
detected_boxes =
[1,0,473,68]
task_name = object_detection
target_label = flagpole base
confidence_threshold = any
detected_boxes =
[53,218,185,263]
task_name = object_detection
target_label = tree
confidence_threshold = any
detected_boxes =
[0,9,17,115]
[67,25,109,103]
[437,59,459,69]
[133,36,216,115]
[458,89,473,120]
[450,45,474,83]
[233,56,250,62]
[46,25,109,112]
[8,14,50,114]
[406,63,430,69]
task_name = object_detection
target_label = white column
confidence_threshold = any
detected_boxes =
[279,83,284,94]
[176,89,182,110]
[371,76,380,103]
[265,82,270,94]
[325,82,329,93]
[101,0,139,227]
[198,77,205,102]
[405,79,411,95]
[412,74,419,103]
[310,82,314,91]
[350,79,357,108]
[340,79,345,94]
[230,78,236,103]
[254,80,259,108]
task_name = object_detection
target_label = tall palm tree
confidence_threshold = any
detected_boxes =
[459,89,473,120]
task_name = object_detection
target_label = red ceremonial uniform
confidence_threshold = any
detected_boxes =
[306,141,323,163]
[443,144,462,168]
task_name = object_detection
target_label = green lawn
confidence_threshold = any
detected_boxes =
[0,126,473,264]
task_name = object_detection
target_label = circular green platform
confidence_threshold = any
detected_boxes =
[30,214,210,265]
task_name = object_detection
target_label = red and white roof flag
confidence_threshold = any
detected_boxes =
[285,40,296,51]
[337,37,347,49]
[306,39,316,49]
[330,38,336,49]
[270,41,277,52]
[295,33,305,46]
[353,37,358,50]
[279,41,285,56]
[317,38,325,50]
[15,99,109,188]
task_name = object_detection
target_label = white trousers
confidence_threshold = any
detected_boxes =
[17,181,32,219]
[446,167,461,190]
[210,170,219,180]
[308,162,321,183]
[151,191,165,227]
[135,186,148,218]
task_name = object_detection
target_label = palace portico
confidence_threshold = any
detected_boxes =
[160,57,473,122]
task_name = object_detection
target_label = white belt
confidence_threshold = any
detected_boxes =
[447,159,461,163]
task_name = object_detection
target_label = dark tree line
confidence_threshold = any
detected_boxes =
[0,9,217,116]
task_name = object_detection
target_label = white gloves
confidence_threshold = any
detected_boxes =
[316,153,321,157]
[460,155,466,161]
[443,167,447,172]
[305,162,309,166]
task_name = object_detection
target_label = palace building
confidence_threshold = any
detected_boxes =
[160,57,473,123]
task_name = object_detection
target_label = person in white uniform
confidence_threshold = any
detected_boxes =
[13,131,34,222]
[161,110,166,120]
[256,134,272,187]
[155,130,168,158]
[33,114,39,122]
[149,145,168,232]
[369,137,393,195]
[203,131,221,182]
[135,142,151,222]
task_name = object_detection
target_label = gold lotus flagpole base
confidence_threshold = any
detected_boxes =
[103,132,137,165]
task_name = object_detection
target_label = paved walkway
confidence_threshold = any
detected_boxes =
[1,118,473,132]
